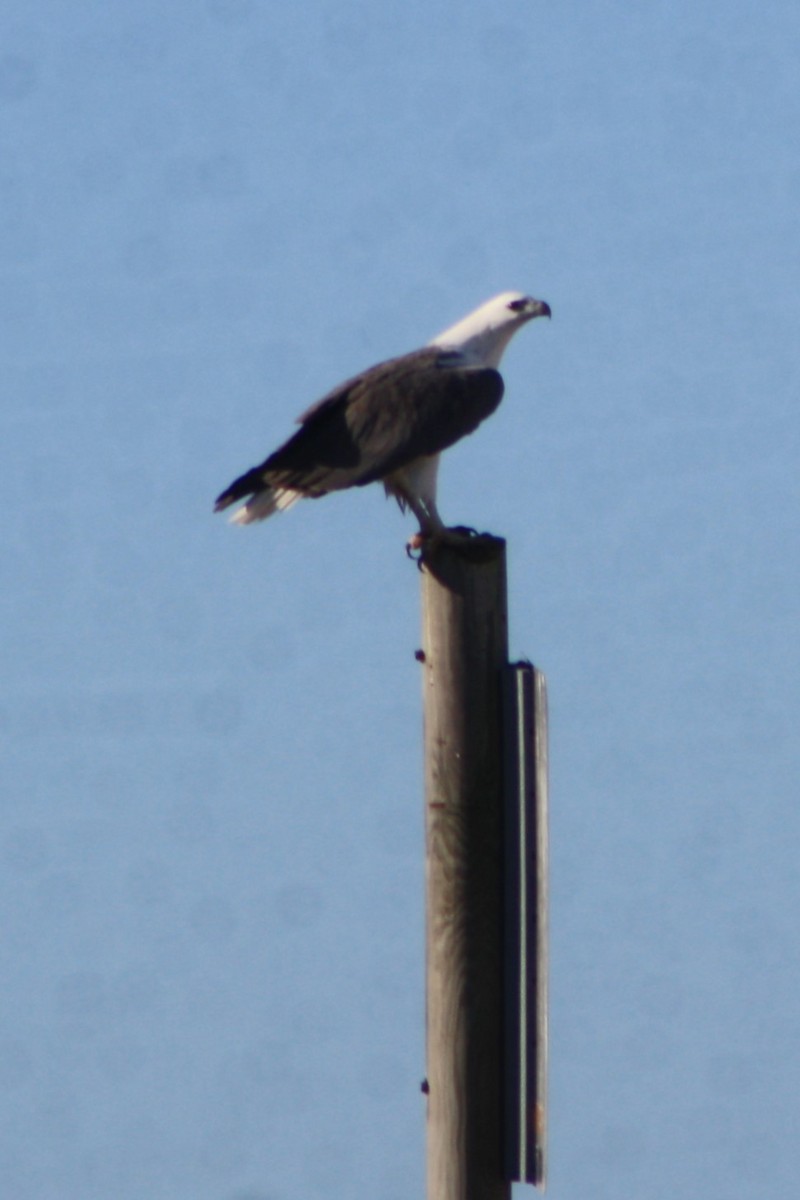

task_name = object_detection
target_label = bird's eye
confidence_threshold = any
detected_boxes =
[507,298,530,312]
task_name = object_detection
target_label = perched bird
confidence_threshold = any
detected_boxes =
[214,291,550,546]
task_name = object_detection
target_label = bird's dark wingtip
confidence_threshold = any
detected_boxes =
[214,492,234,513]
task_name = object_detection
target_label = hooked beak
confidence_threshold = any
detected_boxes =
[527,298,551,320]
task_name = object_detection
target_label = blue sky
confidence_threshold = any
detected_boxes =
[2,2,799,1197]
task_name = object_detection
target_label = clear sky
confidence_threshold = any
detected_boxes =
[3,2,799,1197]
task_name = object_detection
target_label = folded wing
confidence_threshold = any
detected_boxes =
[214,348,504,518]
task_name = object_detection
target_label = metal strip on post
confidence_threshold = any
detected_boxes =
[503,662,549,1189]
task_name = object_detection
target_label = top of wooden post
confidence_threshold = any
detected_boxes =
[420,533,506,581]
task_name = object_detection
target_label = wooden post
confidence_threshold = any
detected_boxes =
[420,535,510,1200]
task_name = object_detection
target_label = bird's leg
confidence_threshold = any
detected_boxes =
[403,498,447,559]
[405,510,482,567]
[390,482,442,556]
[391,477,482,563]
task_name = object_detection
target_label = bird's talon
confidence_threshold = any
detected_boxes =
[406,523,504,567]
[407,529,437,569]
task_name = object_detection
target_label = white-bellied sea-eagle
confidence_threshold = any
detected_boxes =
[214,291,550,545]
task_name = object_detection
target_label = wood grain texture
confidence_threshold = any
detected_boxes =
[421,535,510,1200]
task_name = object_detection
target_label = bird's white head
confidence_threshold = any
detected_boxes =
[429,291,551,368]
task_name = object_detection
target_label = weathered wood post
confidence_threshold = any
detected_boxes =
[420,535,510,1200]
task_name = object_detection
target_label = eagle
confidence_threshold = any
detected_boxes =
[214,291,550,546]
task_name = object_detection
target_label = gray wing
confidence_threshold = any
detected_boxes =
[214,348,503,509]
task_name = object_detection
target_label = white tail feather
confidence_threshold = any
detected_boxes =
[274,488,302,511]
[228,487,302,524]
